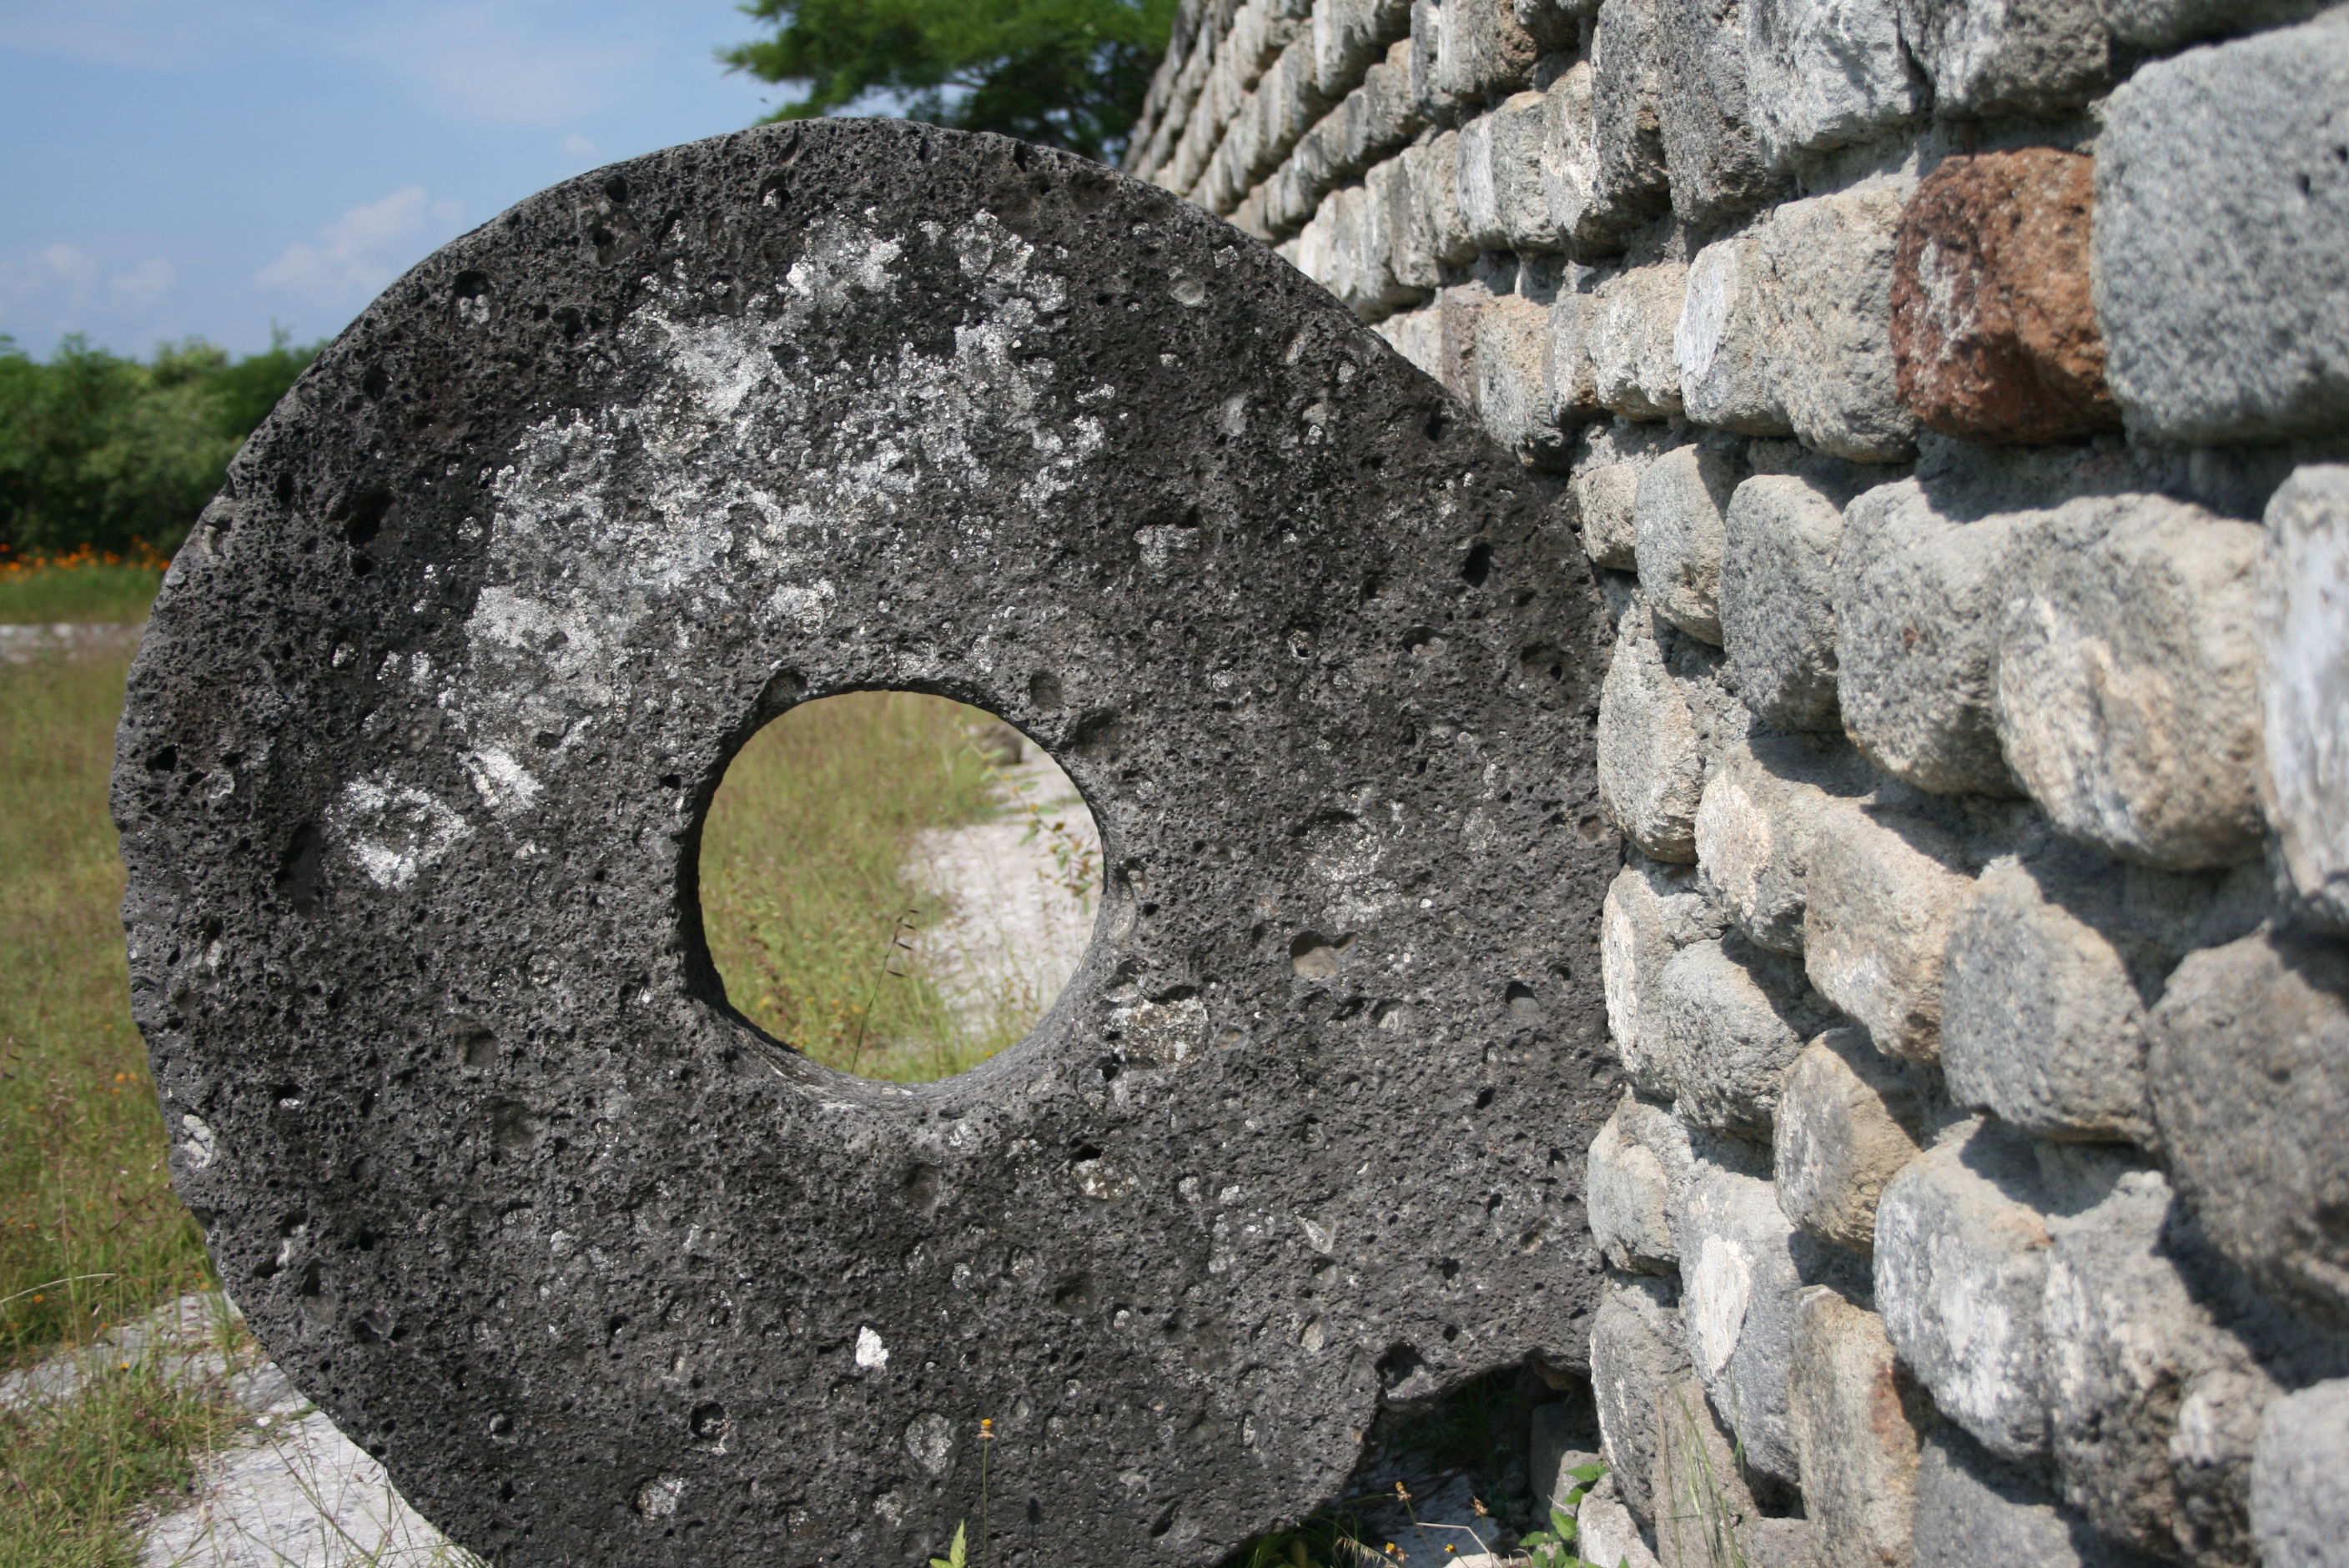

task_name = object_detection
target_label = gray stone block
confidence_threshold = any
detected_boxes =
[1456,109,1509,252]
[2101,0,2326,49]
[1573,420,1686,571]
[1719,474,1846,732]
[1775,1026,1929,1253]
[1591,263,1688,422]
[1788,1288,1924,1568]
[1939,848,2261,1143]
[1544,62,1639,259]
[2093,13,2349,443]
[1743,0,1922,171]
[1996,495,2265,872]
[1590,1090,1694,1273]
[1913,1428,2149,1568]
[1834,476,2050,796]
[1677,229,1790,437]
[1477,292,1569,461]
[1436,0,1540,105]
[1411,128,1477,270]
[1548,284,1608,430]
[1603,856,1731,1098]
[2253,1380,2349,1568]
[1674,1153,1808,1485]
[1314,0,1411,98]
[1803,800,1976,1061]
[1655,0,1780,228]
[2149,932,2349,1325]
[1662,935,1833,1140]
[1491,90,1565,253]
[2044,1165,2278,1565]
[1598,596,1723,863]
[1634,440,1746,645]
[1577,1472,1665,1568]
[1894,0,2111,119]
[1650,1371,1762,1565]
[1594,1273,1693,1519]
[1694,734,1872,955]
[1874,1119,2055,1462]
[2261,465,2349,928]
[1592,0,1674,231]
[1761,188,1916,465]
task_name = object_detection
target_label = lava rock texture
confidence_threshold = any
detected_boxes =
[110,121,1617,1567]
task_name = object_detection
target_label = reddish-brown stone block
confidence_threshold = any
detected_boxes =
[1890,148,2122,444]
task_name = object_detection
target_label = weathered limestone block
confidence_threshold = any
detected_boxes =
[1693,736,1868,955]
[113,122,1621,1568]
[2102,0,2326,48]
[1456,110,1509,252]
[1476,292,1567,460]
[1542,63,1637,259]
[2261,466,2349,929]
[1650,1371,1761,1563]
[1788,1288,1923,1568]
[1603,856,1730,1098]
[2150,932,2349,1324]
[1677,229,1789,437]
[1491,91,1565,252]
[1590,1090,1693,1273]
[1874,1121,2055,1463]
[1775,1026,1929,1252]
[2044,1166,2278,1565]
[1761,188,1916,464]
[1996,495,2265,871]
[2094,12,2349,444]
[1408,128,1477,274]
[1578,1473,1666,1568]
[1675,1152,1808,1485]
[1591,264,1687,421]
[1719,474,1846,731]
[1314,0,1411,98]
[1913,1429,2142,1568]
[1592,0,1674,231]
[1594,1273,1694,1519]
[1890,148,2120,445]
[1662,935,1833,1139]
[1894,0,2110,119]
[1803,800,1975,1061]
[1572,419,1685,570]
[1364,157,1423,308]
[2254,1380,2349,1568]
[1833,477,2048,796]
[1514,0,1592,50]
[1655,0,1780,229]
[1598,596,1723,863]
[1436,0,1540,106]
[1941,853,2159,1143]
[1743,0,1921,172]
[1547,285,1608,430]
[1634,440,1745,645]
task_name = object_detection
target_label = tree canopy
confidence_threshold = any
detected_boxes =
[723,0,1180,165]
[0,332,318,556]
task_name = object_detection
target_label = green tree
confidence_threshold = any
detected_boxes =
[0,330,319,556]
[723,0,1179,165]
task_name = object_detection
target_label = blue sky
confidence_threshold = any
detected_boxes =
[0,0,792,359]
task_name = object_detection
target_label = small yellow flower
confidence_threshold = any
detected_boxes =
[979,1418,995,1440]
[1394,1482,1412,1502]
[1471,1499,1488,1518]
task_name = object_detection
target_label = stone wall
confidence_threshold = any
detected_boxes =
[1130,4,2349,1564]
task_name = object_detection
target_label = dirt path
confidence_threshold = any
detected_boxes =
[903,747,1101,1043]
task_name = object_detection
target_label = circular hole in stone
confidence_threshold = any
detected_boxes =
[697,691,1100,1083]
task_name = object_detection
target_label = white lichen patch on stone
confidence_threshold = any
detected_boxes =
[334,777,472,889]
[854,1325,890,1369]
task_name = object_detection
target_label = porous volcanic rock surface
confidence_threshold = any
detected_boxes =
[112,121,1617,1568]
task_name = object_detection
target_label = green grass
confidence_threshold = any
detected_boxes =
[0,1354,249,1568]
[0,554,165,626]
[699,692,1052,1082]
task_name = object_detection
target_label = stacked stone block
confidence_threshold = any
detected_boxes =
[1132,3,2349,1563]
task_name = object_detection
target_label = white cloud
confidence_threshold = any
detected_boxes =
[39,244,100,304]
[108,258,177,310]
[562,132,599,161]
[257,186,464,307]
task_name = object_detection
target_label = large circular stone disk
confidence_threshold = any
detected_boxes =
[113,121,1617,1567]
